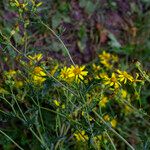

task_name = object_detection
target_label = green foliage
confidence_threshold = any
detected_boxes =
[0,0,150,150]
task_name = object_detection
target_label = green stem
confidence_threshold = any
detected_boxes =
[11,90,27,122]
[40,20,75,66]
[93,110,135,150]
[0,129,24,150]
[105,130,117,150]
[36,96,45,132]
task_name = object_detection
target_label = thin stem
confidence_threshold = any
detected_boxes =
[0,129,24,150]
[0,31,32,61]
[40,20,75,66]
[11,89,27,122]
[93,110,135,150]
[0,96,23,121]
[0,109,9,116]
[105,130,117,150]
[29,127,45,146]
[79,90,94,137]
[36,96,45,132]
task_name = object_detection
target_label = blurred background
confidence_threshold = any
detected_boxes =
[0,0,150,67]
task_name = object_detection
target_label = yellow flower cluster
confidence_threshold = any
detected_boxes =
[53,100,65,109]
[92,134,102,149]
[103,114,117,128]
[74,130,89,142]
[5,70,17,79]
[10,0,28,11]
[117,70,134,83]
[99,51,118,69]
[4,70,24,88]
[28,53,43,63]
[10,0,43,13]
[60,65,88,83]
[32,66,46,84]
[103,73,121,89]
[101,70,137,89]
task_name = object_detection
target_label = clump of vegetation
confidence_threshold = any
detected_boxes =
[0,0,150,150]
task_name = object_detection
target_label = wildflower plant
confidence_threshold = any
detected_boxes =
[1,47,149,149]
[0,1,150,150]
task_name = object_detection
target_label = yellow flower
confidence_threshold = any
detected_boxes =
[61,104,65,109]
[99,51,111,61]
[103,73,121,89]
[99,51,112,69]
[92,63,101,72]
[99,96,108,107]
[99,51,118,69]
[100,60,112,69]
[59,66,72,82]
[104,115,117,128]
[15,0,28,8]
[53,100,60,107]
[74,130,89,142]
[117,70,134,84]
[7,70,17,77]
[51,64,59,76]
[32,67,46,84]
[121,89,127,98]
[96,72,108,79]
[110,119,117,128]
[68,65,88,82]
[112,55,118,62]
[28,53,43,64]
[103,114,110,121]
[33,67,46,75]
[4,70,17,80]
[15,81,23,88]
[92,135,102,149]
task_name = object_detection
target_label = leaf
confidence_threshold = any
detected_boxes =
[52,12,62,28]
[108,33,121,49]
[79,0,96,14]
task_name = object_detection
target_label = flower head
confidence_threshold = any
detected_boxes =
[32,66,46,84]
[92,135,102,148]
[98,51,113,69]
[28,53,43,65]
[5,70,17,79]
[53,100,60,107]
[15,81,23,88]
[74,130,89,142]
[99,96,108,107]
[121,89,127,98]
[68,65,88,82]
[99,51,111,61]
[104,114,110,121]
[92,63,101,72]
[117,70,134,84]
[111,119,117,128]
[103,73,121,89]
[59,66,72,82]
